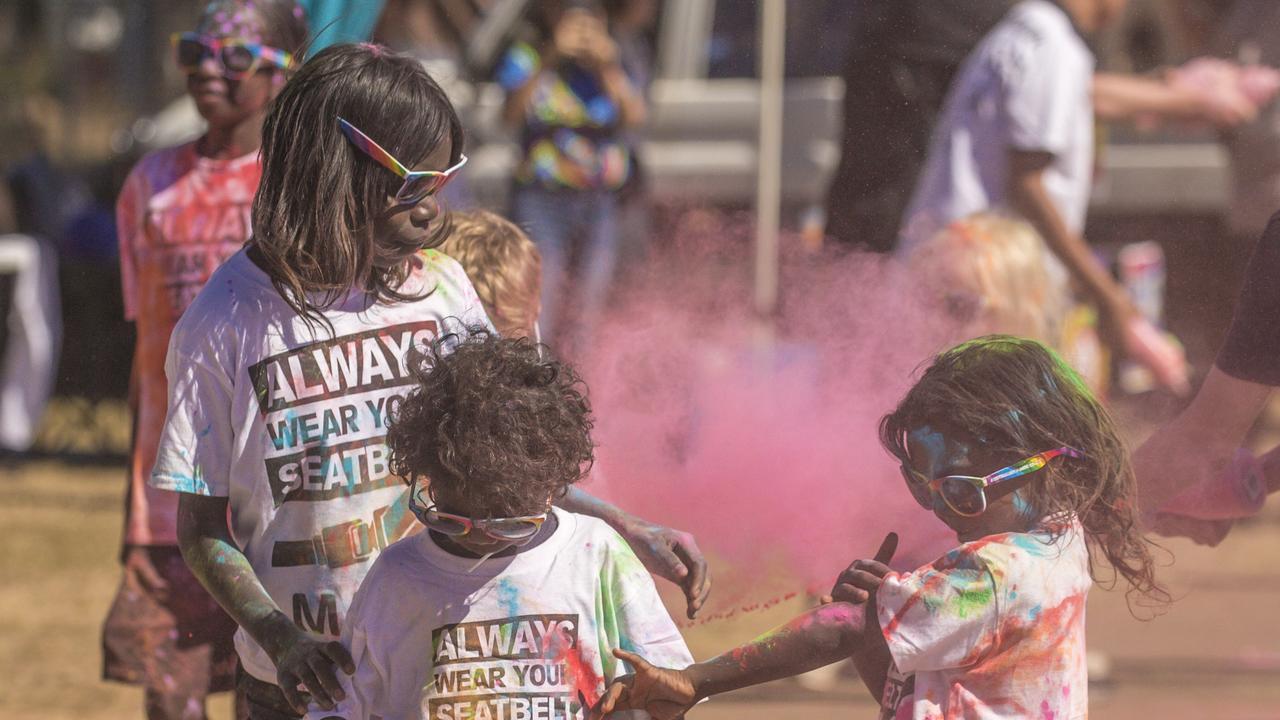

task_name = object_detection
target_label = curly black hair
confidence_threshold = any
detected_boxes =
[386,329,595,517]
[880,336,1169,610]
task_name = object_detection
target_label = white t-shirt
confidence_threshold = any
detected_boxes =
[150,247,492,682]
[875,519,1091,720]
[900,0,1095,251]
[304,508,694,720]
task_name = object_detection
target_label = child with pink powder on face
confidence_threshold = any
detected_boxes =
[594,337,1166,720]
[102,2,307,718]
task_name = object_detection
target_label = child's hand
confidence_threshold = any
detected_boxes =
[821,532,898,605]
[591,649,697,720]
[124,547,171,600]
[1121,316,1191,397]
[620,520,712,619]
[273,631,355,713]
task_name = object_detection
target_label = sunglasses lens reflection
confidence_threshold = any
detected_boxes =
[176,38,208,69]
[480,521,541,541]
[425,511,469,535]
[939,477,984,516]
[899,466,933,510]
[398,175,448,205]
[222,44,256,74]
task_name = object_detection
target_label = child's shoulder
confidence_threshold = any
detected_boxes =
[125,142,199,187]
[416,247,469,282]
[930,523,1089,585]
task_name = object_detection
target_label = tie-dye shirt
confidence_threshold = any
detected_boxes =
[304,508,693,720]
[117,141,259,546]
[876,519,1090,720]
[496,42,631,191]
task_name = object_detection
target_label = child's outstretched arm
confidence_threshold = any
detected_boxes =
[594,533,899,719]
[593,601,882,720]
[177,494,354,714]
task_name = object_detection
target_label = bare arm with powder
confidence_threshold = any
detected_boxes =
[557,486,711,618]
[591,602,889,719]
[177,493,354,714]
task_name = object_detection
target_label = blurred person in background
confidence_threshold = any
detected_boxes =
[101,3,308,719]
[499,0,646,355]
[827,0,1268,256]
[0,145,61,458]
[898,0,1199,396]
[1137,208,1280,546]
[604,0,657,271]
[825,1,1018,255]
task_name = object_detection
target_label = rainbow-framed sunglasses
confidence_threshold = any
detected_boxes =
[901,446,1084,517]
[171,32,294,80]
[337,117,468,205]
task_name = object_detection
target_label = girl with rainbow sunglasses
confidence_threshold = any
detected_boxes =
[105,2,306,719]
[592,336,1167,720]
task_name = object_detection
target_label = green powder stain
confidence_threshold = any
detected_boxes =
[952,586,994,618]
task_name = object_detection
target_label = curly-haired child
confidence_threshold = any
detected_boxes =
[593,336,1167,720]
[304,331,692,719]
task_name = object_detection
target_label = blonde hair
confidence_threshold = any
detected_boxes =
[907,213,1070,345]
[439,210,542,338]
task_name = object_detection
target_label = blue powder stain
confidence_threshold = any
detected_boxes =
[1027,604,1042,621]
[198,423,213,439]
[496,577,520,617]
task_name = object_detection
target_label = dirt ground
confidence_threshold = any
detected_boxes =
[2,453,1279,720]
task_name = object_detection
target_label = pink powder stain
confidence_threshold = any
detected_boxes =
[1040,699,1055,719]
[576,217,960,620]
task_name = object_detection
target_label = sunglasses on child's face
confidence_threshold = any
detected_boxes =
[900,446,1084,517]
[172,32,294,80]
[337,117,468,206]
[409,485,548,543]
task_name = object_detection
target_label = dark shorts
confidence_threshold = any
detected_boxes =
[102,545,241,716]
[237,667,302,720]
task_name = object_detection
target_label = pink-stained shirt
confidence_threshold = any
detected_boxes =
[876,519,1091,720]
[117,141,260,545]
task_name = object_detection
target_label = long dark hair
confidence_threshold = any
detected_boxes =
[880,336,1168,608]
[251,43,464,327]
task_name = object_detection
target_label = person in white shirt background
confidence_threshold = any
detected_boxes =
[901,0,1191,395]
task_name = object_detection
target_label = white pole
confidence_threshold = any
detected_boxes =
[754,0,785,323]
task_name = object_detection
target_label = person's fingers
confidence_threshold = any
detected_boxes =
[277,671,309,715]
[829,583,869,604]
[307,653,346,704]
[851,560,894,579]
[873,531,899,565]
[818,594,833,605]
[322,640,356,675]
[673,539,710,619]
[591,680,629,718]
[649,541,687,581]
[614,648,654,672]
[294,662,333,710]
